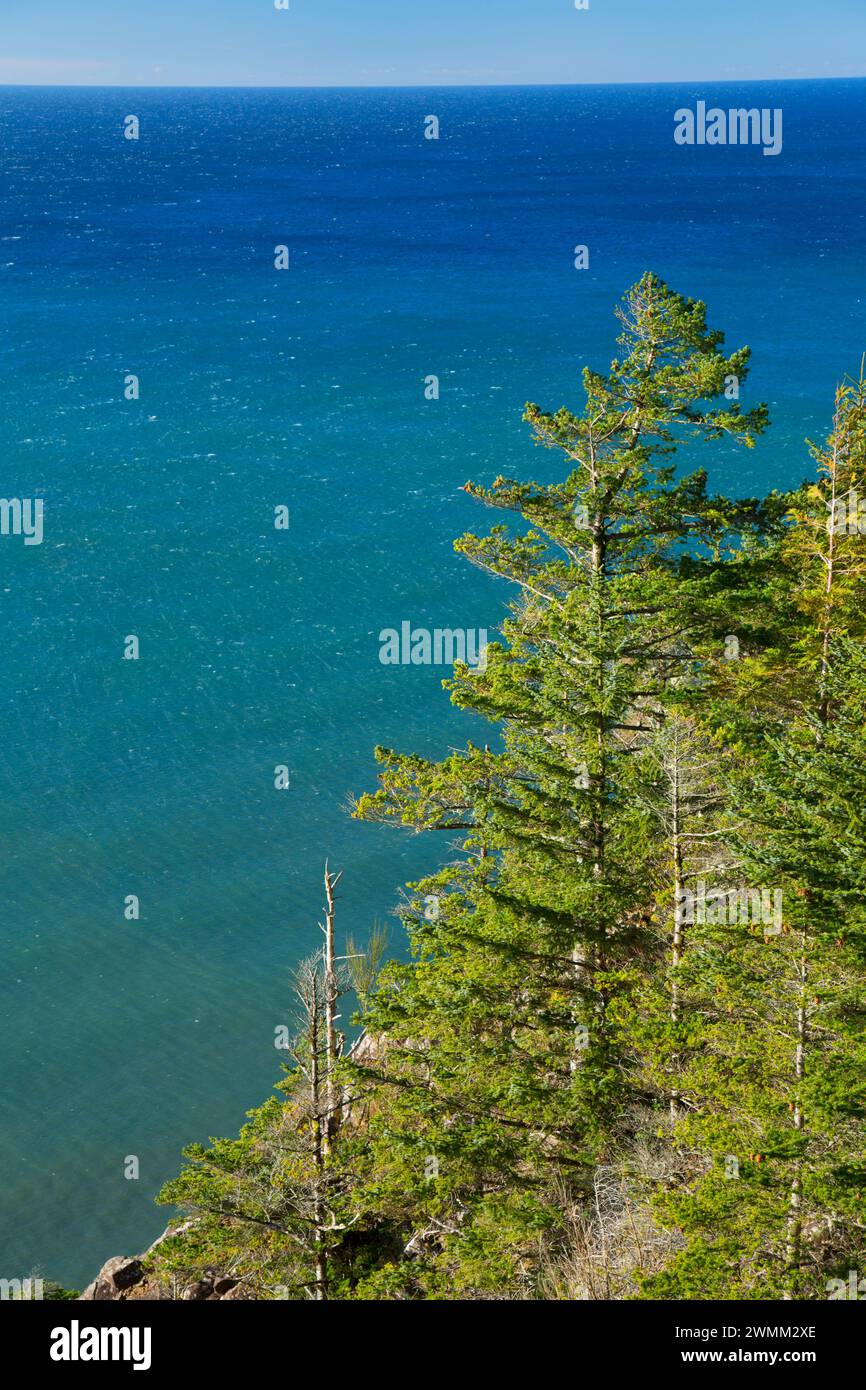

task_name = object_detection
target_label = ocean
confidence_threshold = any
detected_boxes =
[0,80,863,1289]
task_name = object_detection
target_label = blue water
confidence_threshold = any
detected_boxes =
[0,81,863,1289]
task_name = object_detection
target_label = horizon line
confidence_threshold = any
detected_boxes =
[0,74,864,93]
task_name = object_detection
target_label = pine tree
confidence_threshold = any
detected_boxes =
[643,377,866,1299]
[148,286,866,1304]
[153,872,364,1300]
[349,273,770,1293]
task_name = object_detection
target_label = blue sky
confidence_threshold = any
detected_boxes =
[0,0,864,87]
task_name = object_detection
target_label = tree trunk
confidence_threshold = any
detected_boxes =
[308,974,328,1301]
[322,865,341,1157]
[669,729,685,1120]
[783,942,807,1298]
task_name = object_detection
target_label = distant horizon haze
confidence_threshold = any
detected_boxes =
[1,74,865,91]
[0,0,864,88]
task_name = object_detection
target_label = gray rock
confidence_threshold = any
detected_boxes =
[80,1256,144,1300]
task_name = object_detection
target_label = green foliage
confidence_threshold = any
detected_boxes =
[151,277,866,1300]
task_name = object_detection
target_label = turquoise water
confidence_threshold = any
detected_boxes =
[0,81,863,1288]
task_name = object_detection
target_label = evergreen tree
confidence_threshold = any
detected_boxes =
[154,872,369,1300]
[348,273,769,1293]
[643,378,866,1299]
[148,286,866,1304]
